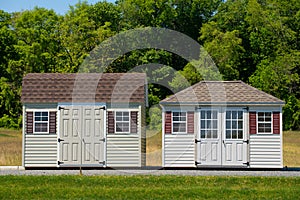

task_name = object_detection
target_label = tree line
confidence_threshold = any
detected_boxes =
[0,0,299,130]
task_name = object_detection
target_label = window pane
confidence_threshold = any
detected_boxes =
[116,116,122,121]
[226,111,231,119]
[226,130,231,139]
[116,112,122,117]
[201,120,205,129]
[232,111,237,119]
[232,121,237,129]
[238,131,243,139]
[226,120,231,129]
[201,130,205,138]
[207,130,212,138]
[35,112,41,117]
[238,111,243,119]
[123,117,129,122]
[212,120,217,129]
[201,111,205,119]
[173,123,179,132]
[232,130,237,139]
[42,112,48,117]
[212,111,217,119]
[207,111,211,119]
[212,130,218,138]
[42,117,48,121]
[238,121,243,129]
[207,120,211,129]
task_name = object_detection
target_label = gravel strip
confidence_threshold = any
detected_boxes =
[1,169,300,177]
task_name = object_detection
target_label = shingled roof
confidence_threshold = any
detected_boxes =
[21,73,147,103]
[160,81,284,105]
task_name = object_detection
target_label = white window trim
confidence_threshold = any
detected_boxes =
[115,110,131,134]
[172,111,187,134]
[257,111,273,134]
[33,111,49,134]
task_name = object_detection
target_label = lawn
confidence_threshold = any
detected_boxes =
[0,175,299,199]
[0,128,299,167]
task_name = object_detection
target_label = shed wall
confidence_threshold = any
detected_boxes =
[163,134,195,167]
[249,134,282,168]
[24,134,57,167]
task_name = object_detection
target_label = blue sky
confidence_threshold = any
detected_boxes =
[0,0,116,15]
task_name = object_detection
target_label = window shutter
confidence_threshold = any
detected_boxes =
[108,111,115,133]
[249,112,257,134]
[187,111,194,134]
[26,112,33,134]
[130,111,138,133]
[165,111,172,134]
[273,112,280,134]
[49,111,57,134]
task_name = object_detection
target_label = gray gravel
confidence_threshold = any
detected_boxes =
[1,168,300,177]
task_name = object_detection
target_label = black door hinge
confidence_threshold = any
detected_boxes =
[243,162,249,166]
[195,161,201,165]
[58,138,64,143]
[195,139,201,143]
[100,106,106,110]
[58,106,64,110]
[58,161,64,165]
[243,106,249,111]
[243,140,249,144]
[99,138,106,142]
[99,161,106,165]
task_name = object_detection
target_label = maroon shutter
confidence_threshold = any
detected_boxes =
[108,111,115,133]
[187,111,194,134]
[165,111,172,134]
[26,112,33,134]
[49,111,57,134]
[249,112,257,134]
[273,112,280,134]
[131,111,138,133]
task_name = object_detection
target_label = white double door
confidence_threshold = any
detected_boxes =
[58,105,106,167]
[196,107,248,167]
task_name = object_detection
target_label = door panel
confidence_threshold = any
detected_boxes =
[59,105,105,166]
[222,110,247,166]
[197,108,248,167]
[59,106,81,165]
[197,109,222,166]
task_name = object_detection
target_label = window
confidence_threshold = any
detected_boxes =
[172,112,186,133]
[34,111,49,133]
[115,111,130,133]
[257,112,272,133]
[226,110,243,139]
[200,110,218,139]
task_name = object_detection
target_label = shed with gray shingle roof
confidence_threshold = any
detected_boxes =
[160,81,284,168]
[21,73,147,168]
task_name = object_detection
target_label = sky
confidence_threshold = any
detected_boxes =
[0,0,115,15]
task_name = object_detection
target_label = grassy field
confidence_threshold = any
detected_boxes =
[283,131,300,167]
[0,175,300,199]
[0,128,299,167]
[0,128,22,166]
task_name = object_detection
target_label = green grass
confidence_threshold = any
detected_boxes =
[0,175,299,199]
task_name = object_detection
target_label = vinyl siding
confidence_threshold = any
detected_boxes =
[24,134,57,167]
[249,134,282,168]
[106,135,141,167]
[164,134,195,167]
[106,107,144,167]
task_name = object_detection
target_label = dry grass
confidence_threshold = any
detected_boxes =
[146,130,162,166]
[283,131,300,167]
[0,128,22,166]
[0,128,299,167]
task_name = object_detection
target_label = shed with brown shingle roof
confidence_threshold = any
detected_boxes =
[160,80,284,169]
[21,73,147,169]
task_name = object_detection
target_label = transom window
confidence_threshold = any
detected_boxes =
[115,111,130,133]
[258,112,272,133]
[34,111,49,133]
[226,110,243,139]
[200,110,218,139]
[172,112,186,133]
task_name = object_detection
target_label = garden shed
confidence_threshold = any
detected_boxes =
[21,73,147,168]
[160,81,284,168]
